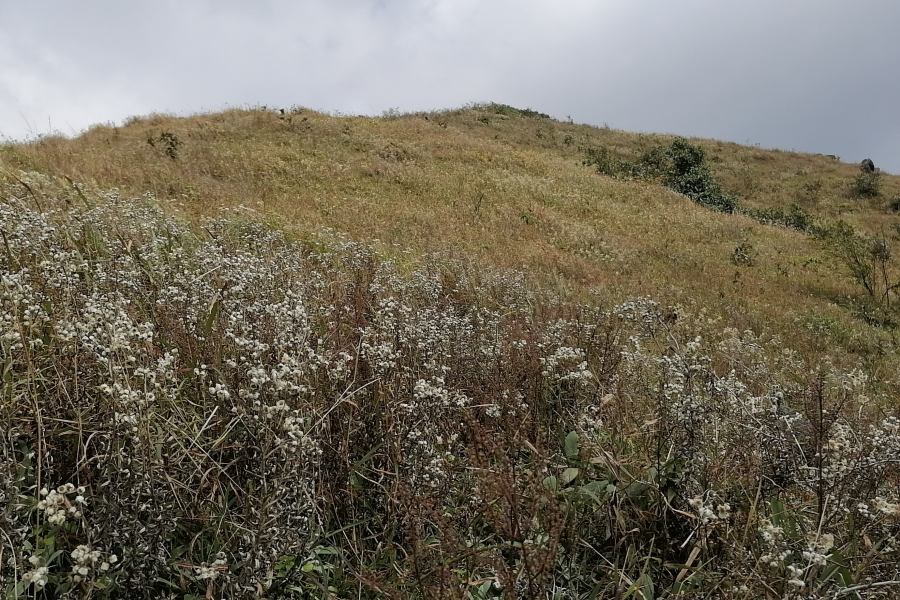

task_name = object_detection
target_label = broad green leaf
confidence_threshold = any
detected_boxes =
[560,467,580,485]
[564,431,580,459]
[274,555,297,574]
[576,480,609,505]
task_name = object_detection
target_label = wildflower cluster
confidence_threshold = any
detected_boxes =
[70,545,117,583]
[1,174,899,599]
[37,484,86,525]
[21,556,50,590]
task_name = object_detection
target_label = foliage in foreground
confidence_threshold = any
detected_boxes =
[1,173,900,599]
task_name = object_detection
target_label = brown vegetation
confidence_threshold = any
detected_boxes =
[2,105,900,598]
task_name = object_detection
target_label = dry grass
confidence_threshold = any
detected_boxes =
[3,108,897,354]
[1,180,898,599]
[2,135,900,598]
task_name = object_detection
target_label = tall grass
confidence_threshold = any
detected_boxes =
[1,173,899,598]
[7,106,900,359]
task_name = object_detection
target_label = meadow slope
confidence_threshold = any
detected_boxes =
[1,105,900,599]
[4,105,900,366]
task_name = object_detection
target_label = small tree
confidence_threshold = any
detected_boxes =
[821,220,900,308]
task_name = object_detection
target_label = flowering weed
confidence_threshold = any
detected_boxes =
[0,174,899,598]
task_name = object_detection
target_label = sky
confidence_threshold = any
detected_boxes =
[1,0,898,173]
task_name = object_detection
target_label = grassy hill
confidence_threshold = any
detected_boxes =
[1,105,899,598]
[4,104,900,362]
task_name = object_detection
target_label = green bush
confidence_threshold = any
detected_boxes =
[583,138,737,213]
[853,171,881,198]
[481,103,550,119]
[731,241,756,266]
[742,203,814,232]
[582,145,625,177]
[887,194,900,212]
[634,145,669,178]
[801,179,823,202]
[583,139,846,226]
[146,131,181,160]
[666,138,736,213]
[667,137,705,176]
[819,220,900,309]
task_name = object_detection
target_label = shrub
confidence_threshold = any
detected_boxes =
[583,139,737,213]
[581,145,624,177]
[853,170,881,198]
[667,137,705,176]
[666,138,737,213]
[742,203,815,232]
[819,220,900,308]
[801,178,823,202]
[887,194,900,212]
[146,131,181,160]
[731,241,756,266]
[481,103,550,119]
[634,144,669,178]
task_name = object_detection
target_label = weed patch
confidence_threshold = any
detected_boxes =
[1,177,899,598]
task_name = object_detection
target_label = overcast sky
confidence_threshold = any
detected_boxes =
[1,1,898,173]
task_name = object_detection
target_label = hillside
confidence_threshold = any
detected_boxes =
[2,105,900,599]
[4,105,900,364]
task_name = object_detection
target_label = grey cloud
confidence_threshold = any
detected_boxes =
[1,0,897,171]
